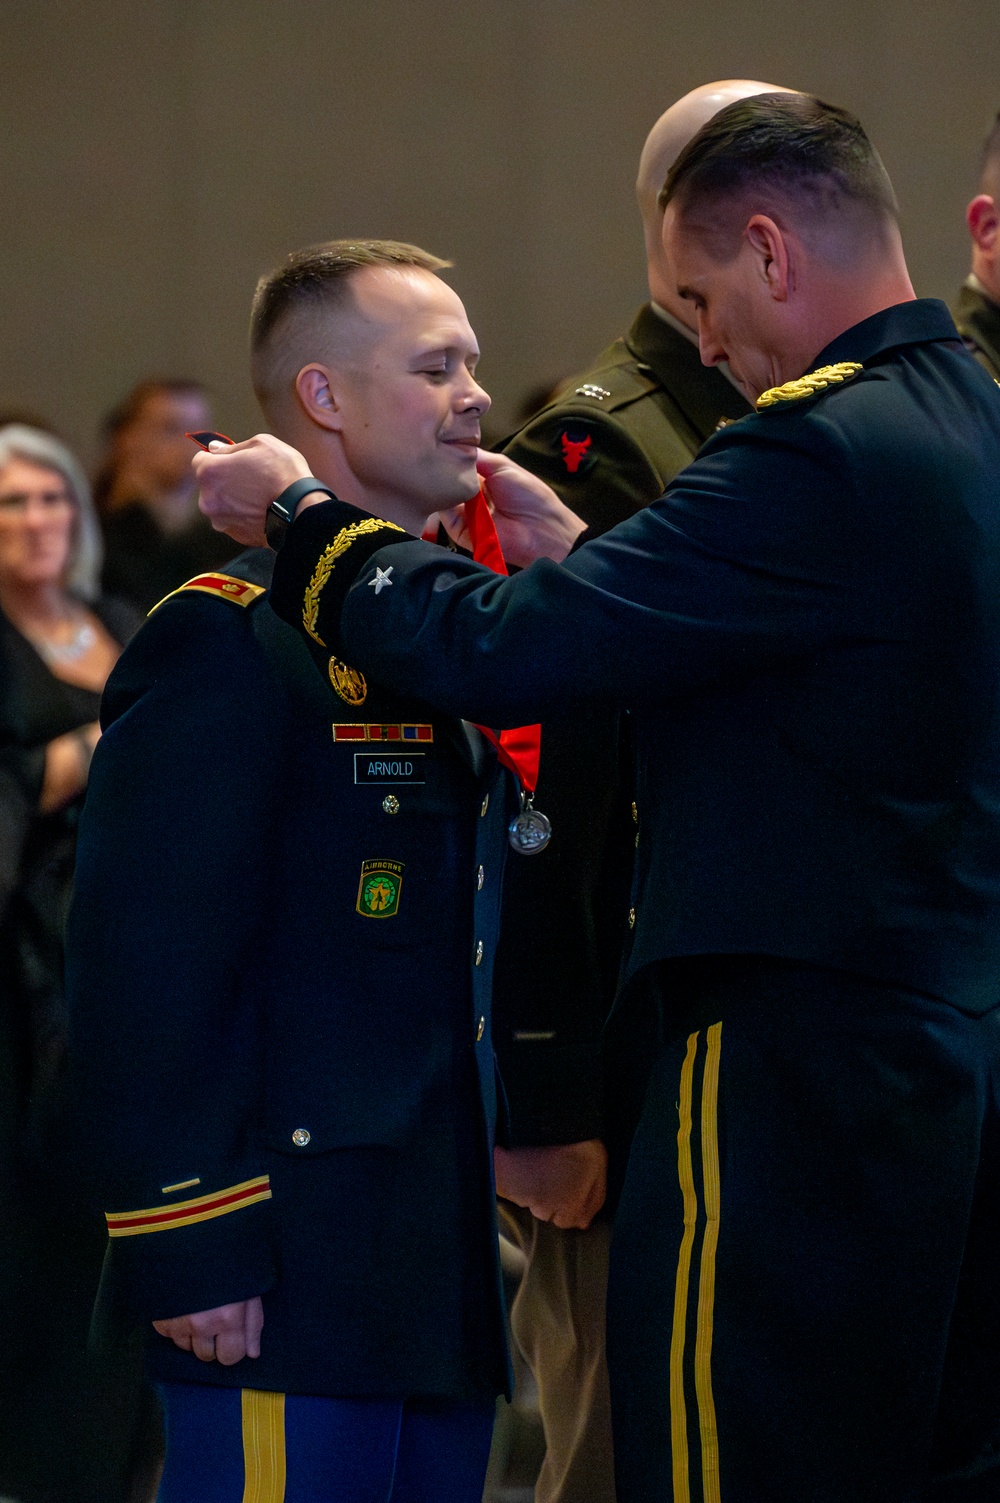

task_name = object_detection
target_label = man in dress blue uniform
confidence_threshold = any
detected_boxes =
[197,96,1000,1501]
[67,241,522,1502]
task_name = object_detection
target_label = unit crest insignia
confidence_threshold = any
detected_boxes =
[756,361,863,411]
[329,656,368,706]
[356,859,404,918]
[558,425,598,476]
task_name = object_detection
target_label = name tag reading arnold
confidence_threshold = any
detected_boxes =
[354,754,426,785]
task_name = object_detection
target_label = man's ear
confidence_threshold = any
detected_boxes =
[967,195,999,253]
[745,214,792,302]
[294,364,344,432]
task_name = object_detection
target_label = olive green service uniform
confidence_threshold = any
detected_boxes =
[503,302,750,527]
[492,305,750,1503]
[952,275,1000,381]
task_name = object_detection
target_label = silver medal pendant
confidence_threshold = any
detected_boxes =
[508,791,552,855]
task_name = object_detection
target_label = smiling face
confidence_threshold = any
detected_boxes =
[298,267,490,531]
[0,457,76,592]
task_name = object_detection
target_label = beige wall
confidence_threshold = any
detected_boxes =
[1,0,998,457]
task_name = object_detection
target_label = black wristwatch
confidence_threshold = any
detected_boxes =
[265,478,340,551]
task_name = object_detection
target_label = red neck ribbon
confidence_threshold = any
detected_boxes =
[465,486,541,794]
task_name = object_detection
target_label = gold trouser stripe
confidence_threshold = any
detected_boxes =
[670,1030,700,1503]
[242,1389,286,1503]
[695,1021,723,1503]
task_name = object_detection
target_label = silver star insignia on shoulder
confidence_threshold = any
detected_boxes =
[368,566,394,595]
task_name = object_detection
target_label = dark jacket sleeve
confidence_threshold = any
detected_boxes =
[66,596,283,1321]
[269,420,854,728]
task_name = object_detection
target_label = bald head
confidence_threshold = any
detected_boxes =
[637,79,796,318]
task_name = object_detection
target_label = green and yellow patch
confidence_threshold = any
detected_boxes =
[356,859,404,918]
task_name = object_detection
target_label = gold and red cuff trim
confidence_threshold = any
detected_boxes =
[105,1175,272,1238]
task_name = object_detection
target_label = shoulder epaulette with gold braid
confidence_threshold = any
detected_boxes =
[147,572,267,617]
[756,361,864,412]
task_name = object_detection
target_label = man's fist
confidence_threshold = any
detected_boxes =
[437,450,587,567]
[193,433,315,546]
[152,1297,264,1365]
[494,1139,608,1230]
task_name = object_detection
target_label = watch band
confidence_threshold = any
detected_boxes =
[265,478,340,551]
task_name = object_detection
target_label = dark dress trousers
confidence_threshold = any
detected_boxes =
[267,299,1000,1501]
[66,551,513,1406]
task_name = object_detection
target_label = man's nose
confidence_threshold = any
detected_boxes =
[698,321,726,368]
[458,376,491,416]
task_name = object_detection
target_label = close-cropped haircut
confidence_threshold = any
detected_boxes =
[250,239,452,408]
[978,112,1000,195]
[660,93,898,256]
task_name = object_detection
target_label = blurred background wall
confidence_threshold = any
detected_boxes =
[1,0,998,455]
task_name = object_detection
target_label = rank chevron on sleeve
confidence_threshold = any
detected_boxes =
[105,1174,272,1237]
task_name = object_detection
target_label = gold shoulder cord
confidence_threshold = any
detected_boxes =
[756,361,863,411]
[302,518,404,647]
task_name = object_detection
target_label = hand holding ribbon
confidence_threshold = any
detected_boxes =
[463,485,551,854]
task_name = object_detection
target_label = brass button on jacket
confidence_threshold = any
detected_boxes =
[292,1127,311,1147]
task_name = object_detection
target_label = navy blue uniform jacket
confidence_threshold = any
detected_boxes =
[66,553,513,1400]
[268,301,1000,1016]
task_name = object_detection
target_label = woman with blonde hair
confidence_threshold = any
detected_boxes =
[0,424,156,1502]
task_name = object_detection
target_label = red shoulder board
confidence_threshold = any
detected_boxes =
[148,572,266,616]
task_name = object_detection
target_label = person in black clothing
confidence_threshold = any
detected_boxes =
[96,378,235,613]
[0,424,156,1502]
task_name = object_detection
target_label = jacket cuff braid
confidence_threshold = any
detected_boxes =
[269,499,412,655]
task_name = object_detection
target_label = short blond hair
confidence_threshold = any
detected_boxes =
[250,239,452,412]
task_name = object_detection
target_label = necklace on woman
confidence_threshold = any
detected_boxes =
[29,616,98,666]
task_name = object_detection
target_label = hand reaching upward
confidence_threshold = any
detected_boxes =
[436,450,587,567]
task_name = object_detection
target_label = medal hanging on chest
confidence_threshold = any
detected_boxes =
[508,790,553,855]
[464,486,552,855]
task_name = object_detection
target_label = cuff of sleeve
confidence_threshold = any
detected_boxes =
[269,498,413,654]
[103,1194,278,1322]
